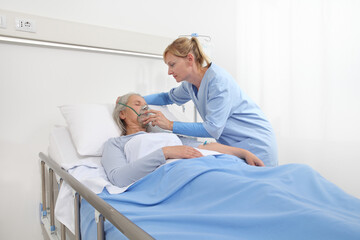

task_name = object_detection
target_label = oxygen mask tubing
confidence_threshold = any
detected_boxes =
[118,103,150,125]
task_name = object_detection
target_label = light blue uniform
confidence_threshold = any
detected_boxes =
[145,63,278,166]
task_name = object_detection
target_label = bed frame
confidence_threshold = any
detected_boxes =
[39,152,154,240]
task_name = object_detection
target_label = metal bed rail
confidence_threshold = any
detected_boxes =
[39,152,154,240]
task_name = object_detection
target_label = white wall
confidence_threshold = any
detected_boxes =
[0,0,237,239]
[0,0,238,77]
[236,0,360,197]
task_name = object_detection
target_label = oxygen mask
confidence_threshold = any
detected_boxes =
[137,104,151,126]
[117,102,151,127]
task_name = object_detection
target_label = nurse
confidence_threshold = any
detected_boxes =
[142,37,278,167]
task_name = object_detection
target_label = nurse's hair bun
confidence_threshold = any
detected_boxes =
[163,37,211,68]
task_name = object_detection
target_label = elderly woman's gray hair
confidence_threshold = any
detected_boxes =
[113,93,141,135]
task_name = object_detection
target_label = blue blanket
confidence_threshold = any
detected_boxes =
[81,154,360,239]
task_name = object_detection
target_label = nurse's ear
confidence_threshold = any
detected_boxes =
[186,53,195,65]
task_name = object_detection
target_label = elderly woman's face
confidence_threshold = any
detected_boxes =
[121,95,147,125]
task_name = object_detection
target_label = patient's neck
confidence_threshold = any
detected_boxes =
[125,125,146,135]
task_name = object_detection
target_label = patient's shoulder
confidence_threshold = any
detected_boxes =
[103,137,122,148]
[106,132,147,145]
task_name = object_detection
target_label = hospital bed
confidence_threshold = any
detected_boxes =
[39,103,360,240]
[39,103,186,240]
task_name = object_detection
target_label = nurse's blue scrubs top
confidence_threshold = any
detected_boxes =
[145,63,278,166]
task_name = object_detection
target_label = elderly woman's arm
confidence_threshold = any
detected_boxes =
[101,138,166,188]
[101,138,204,188]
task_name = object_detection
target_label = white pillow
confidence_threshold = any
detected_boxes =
[59,104,181,157]
[59,104,121,156]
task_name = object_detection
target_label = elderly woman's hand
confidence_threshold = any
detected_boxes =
[142,109,174,130]
[162,146,203,160]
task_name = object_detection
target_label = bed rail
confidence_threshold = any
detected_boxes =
[39,152,154,240]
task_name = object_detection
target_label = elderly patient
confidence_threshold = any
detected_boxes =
[101,93,264,188]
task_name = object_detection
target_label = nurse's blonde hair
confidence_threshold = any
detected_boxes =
[163,37,211,68]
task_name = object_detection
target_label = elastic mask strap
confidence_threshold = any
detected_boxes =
[117,102,140,116]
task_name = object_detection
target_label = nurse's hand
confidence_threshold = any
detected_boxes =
[243,151,265,167]
[142,109,174,131]
[162,146,204,160]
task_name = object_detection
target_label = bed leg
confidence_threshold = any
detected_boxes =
[41,161,47,217]
[61,223,66,240]
[95,210,105,240]
[74,192,81,240]
[49,168,56,232]
[56,178,66,239]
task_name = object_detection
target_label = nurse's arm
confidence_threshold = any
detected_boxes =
[198,143,265,167]
[142,112,212,138]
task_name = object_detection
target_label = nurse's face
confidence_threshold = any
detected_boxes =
[165,53,191,83]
